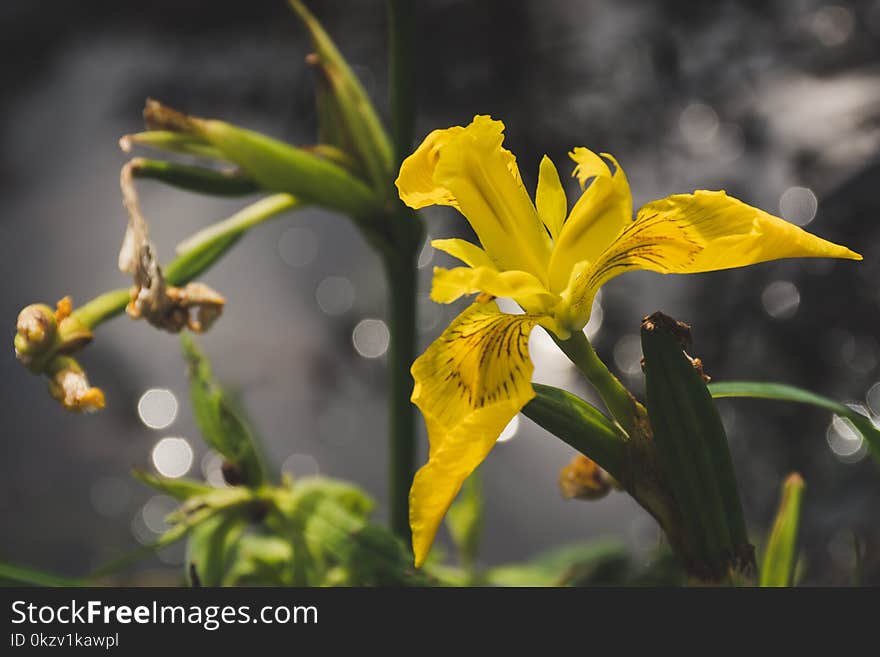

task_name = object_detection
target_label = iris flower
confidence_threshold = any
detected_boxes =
[396,115,861,566]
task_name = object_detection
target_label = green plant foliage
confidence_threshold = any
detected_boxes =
[709,381,880,462]
[181,334,266,487]
[760,473,805,587]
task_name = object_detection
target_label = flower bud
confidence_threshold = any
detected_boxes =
[559,454,614,501]
[45,356,105,413]
[14,303,57,367]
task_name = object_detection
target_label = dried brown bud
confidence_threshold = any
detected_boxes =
[46,356,105,413]
[119,160,225,334]
[559,454,614,501]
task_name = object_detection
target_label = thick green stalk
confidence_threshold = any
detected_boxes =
[388,0,415,165]
[384,0,419,543]
[383,251,418,543]
[553,331,644,435]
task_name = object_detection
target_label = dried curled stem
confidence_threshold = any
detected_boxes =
[119,162,225,333]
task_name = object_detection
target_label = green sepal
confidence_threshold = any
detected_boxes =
[129,157,259,197]
[523,383,627,482]
[641,312,753,581]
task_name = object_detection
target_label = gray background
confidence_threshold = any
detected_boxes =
[2,0,879,584]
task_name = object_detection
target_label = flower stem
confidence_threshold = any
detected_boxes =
[71,288,132,330]
[553,331,645,435]
[383,251,418,543]
[388,0,415,166]
[385,0,419,543]
[70,194,299,331]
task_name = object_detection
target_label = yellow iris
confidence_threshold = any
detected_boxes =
[396,115,861,567]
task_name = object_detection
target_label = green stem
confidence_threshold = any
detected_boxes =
[385,0,419,543]
[553,331,644,435]
[174,193,298,257]
[70,194,299,331]
[71,288,131,330]
[388,0,415,165]
[383,251,418,543]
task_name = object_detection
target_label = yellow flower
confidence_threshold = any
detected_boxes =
[396,115,861,566]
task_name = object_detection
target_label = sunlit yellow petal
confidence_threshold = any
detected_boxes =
[431,116,552,278]
[536,155,567,240]
[559,189,861,328]
[548,149,633,292]
[639,190,862,270]
[570,147,613,187]
[431,238,495,269]
[395,126,464,209]
[410,302,539,566]
[430,266,559,313]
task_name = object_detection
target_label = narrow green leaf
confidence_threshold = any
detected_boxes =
[641,312,752,580]
[288,0,393,192]
[169,193,299,280]
[0,561,82,587]
[760,473,805,587]
[130,157,259,197]
[709,381,880,462]
[120,130,228,161]
[132,469,212,501]
[523,384,627,481]
[181,334,266,487]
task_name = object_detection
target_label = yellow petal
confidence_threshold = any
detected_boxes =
[638,190,862,271]
[410,302,539,566]
[559,189,861,328]
[431,238,495,269]
[535,155,567,240]
[403,116,552,279]
[548,149,633,292]
[395,126,465,209]
[430,266,559,314]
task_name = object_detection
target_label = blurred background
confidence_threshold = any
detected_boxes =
[1,0,878,585]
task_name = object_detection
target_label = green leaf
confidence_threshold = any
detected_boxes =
[0,561,82,587]
[445,470,484,568]
[708,381,880,462]
[130,157,259,196]
[222,532,297,586]
[641,312,752,581]
[167,194,299,285]
[142,100,379,217]
[181,334,265,487]
[523,384,627,481]
[288,0,393,192]
[760,473,805,587]
[132,469,212,501]
[187,513,247,587]
[269,480,427,586]
[120,130,229,161]
[485,541,631,587]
